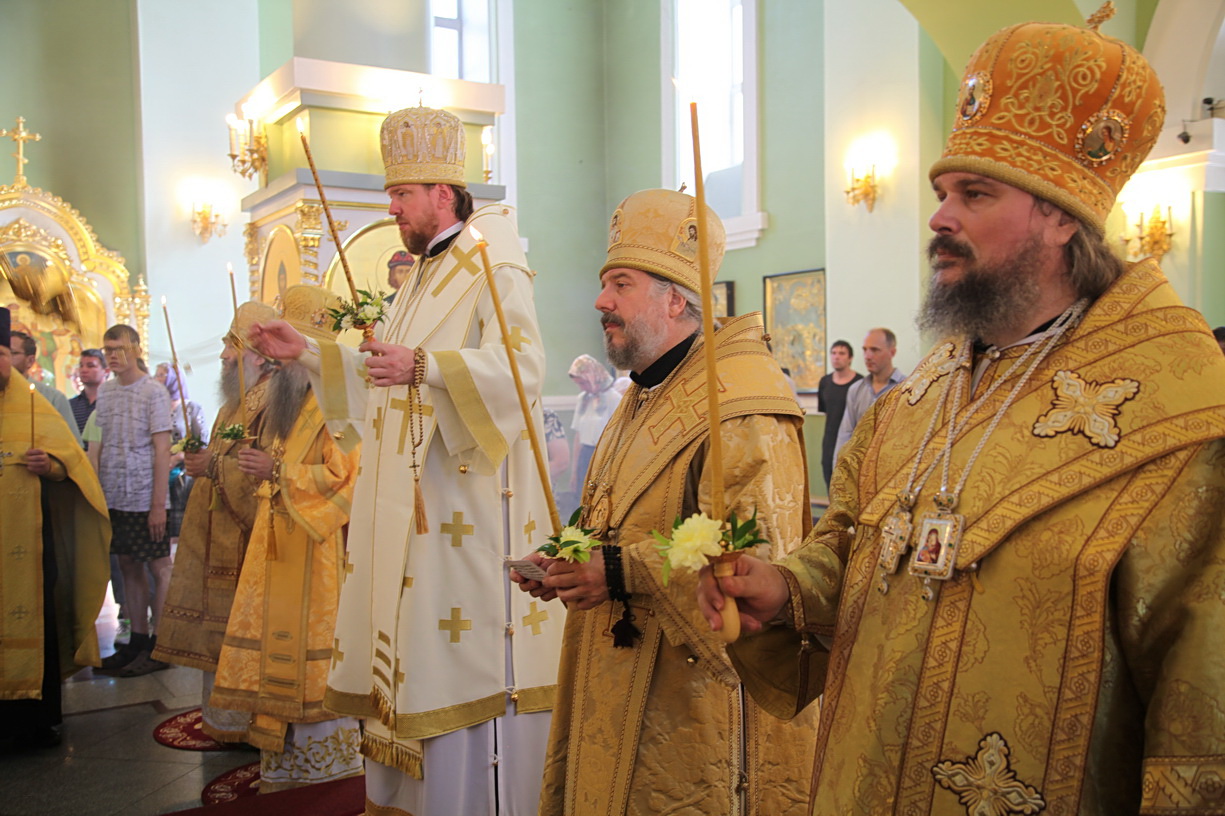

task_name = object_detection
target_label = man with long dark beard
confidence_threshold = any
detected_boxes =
[698,8,1225,815]
[210,286,362,791]
[152,301,277,740]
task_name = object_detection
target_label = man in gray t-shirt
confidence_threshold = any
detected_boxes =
[93,325,173,677]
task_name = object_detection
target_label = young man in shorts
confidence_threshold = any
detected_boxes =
[93,325,174,676]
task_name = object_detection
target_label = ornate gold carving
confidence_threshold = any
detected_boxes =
[1033,370,1139,448]
[243,222,260,270]
[901,342,959,405]
[932,732,1045,815]
[296,203,324,250]
[0,218,67,255]
[1,177,138,342]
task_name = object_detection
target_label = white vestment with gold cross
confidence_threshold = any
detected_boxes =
[302,204,565,812]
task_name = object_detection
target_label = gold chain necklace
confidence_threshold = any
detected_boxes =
[877,299,1087,598]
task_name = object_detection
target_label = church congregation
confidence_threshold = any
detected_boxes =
[2,2,1225,815]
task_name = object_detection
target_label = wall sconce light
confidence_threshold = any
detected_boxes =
[845,166,878,212]
[481,126,495,183]
[191,203,227,243]
[226,105,268,185]
[1120,206,1174,262]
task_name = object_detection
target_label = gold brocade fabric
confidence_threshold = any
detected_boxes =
[0,371,110,698]
[210,392,359,753]
[540,313,820,816]
[153,380,270,671]
[730,261,1225,815]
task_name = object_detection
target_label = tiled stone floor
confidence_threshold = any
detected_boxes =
[0,591,257,816]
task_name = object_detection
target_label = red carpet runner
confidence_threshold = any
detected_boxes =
[153,708,242,751]
[175,769,364,815]
[202,762,261,804]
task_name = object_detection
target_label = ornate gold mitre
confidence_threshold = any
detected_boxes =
[226,300,277,350]
[380,105,467,189]
[281,284,342,342]
[929,2,1165,235]
[600,188,726,294]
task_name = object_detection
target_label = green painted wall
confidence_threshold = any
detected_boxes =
[717,2,825,315]
[0,0,143,281]
[513,1,613,395]
[1201,191,1225,328]
[258,0,294,77]
[601,0,664,214]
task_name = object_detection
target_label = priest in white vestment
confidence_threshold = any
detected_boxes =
[250,105,565,816]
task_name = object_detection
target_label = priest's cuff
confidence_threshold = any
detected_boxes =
[768,565,803,630]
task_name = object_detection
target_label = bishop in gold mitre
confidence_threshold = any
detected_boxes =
[702,5,1225,814]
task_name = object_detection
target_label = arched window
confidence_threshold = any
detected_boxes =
[663,0,765,248]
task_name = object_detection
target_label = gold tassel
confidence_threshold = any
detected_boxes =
[368,687,397,728]
[361,730,424,780]
[266,508,278,560]
[414,480,429,534]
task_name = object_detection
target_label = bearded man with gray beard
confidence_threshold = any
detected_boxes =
[700,11,1225,814]
[153,302,278,740]
[210,286,363,791]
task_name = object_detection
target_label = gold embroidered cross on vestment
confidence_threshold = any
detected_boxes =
[439,607,473,643]
[932,732,1045,815]
[522,601,549,636]
[1032,369,1139,448]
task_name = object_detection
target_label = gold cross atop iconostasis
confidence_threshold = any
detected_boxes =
[0,117,41,188]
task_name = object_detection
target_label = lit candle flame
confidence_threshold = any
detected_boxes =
[470,226,485,244]
[296,117,305,134]
[161,295,167,308]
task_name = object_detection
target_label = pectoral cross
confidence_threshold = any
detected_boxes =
[0,116,41,188]
[430,244,483,297]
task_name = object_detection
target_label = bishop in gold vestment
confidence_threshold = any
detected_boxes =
[708,11,1225,815]
[527,190,819,815]
[153,302,275,740]
[212,293,362,791]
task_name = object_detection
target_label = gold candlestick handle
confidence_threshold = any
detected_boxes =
[713,556,741,643]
